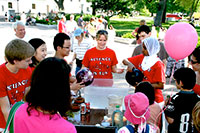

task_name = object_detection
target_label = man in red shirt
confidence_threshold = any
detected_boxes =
[0,39,35,131]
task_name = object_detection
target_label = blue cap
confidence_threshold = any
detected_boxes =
[74,28,83,37]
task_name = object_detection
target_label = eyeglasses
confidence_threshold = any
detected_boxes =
[97,30,108,35]
[62,47,69,49]
[139,35,146,38]
[190,60,199,64]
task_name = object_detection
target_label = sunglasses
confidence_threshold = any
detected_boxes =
[190,60,199,64]
[97,30,108,35]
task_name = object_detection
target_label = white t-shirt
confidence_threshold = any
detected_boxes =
[73,38,92,60]
[66,20,78,33]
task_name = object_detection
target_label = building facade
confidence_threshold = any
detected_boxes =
[0,0,92,16]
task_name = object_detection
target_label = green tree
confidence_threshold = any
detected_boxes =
[146,0,159,16]
[54,0,64,11]
[87,0,133,16]
[176,0,200,20]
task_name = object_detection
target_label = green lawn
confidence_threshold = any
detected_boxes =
[110,19,200,37]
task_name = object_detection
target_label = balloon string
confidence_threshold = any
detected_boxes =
[169,61,176,85]
[154,61,177,130]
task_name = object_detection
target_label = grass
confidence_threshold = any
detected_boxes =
[110,19,200,37]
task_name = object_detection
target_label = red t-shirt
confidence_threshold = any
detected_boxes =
[128,54,166,103]
[0,63,32,128]
[58,20,67,33]
[193,84,200,96]
[82,47,118,79]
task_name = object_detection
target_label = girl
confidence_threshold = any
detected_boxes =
[29,38,47,71]
[123,37,165,108]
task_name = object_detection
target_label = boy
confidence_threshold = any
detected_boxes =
[53,33,84,93]
[165,67,200,132]
[0,39,34,130]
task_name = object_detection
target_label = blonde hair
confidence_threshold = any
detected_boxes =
[5,39,35,64]
[96,30,108,40]
[192,101,200,132]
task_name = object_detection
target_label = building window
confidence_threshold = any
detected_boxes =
[8,2,12,8]
[32,4,36,9]
[2,5,4,11]
[87,7,90,12]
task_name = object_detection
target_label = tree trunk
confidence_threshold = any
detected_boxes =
[189,0,200,20]
[92,1,96,15]
[54,0,64,11]
[154,0,167,26]
[162,3,167,23]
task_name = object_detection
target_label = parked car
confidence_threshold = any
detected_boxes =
[166,14,182,21]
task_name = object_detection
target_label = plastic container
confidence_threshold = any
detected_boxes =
[107,94,123,117]
[112,105,123,128]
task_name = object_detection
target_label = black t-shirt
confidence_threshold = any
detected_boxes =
[165,91,200,133]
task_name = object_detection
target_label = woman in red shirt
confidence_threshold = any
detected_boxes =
[82,30,123,86]
[123,37,165,108]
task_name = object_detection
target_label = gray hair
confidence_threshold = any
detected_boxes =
[13,21,25,30]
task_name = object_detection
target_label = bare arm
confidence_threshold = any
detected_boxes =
[152,82,164,89]
[111,65,124,74]
[69,53,77,66]
[0,96,10,123]
[24,86,30,97]
[165,116,174,124]
[122,59,135,72]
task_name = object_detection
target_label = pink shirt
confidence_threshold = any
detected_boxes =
[14,103,77,133]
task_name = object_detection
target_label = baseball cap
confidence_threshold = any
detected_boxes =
[124,92,150,124]
[74,28,83,37]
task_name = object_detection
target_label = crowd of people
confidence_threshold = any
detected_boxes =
[0,16,200,133]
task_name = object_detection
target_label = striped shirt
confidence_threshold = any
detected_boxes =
[73,39,92,60]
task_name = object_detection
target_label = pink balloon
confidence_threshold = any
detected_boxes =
[164,22,198,61]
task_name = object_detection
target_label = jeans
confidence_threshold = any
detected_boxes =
[75,66,81,75]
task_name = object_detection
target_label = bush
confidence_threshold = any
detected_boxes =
[36,18,57,25]
[122,32,134,39]
[197,37,200,48]
[83,14,93,21]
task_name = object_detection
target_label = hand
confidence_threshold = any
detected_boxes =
[164,95,171,106]
[116,68,124,74]
[69,61,73,66]
[70,80,85,94]
[127,64,135,72]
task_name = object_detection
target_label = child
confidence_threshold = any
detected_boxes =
[0,39,35,130]
[123,37,166,108]
[165,67,200,132]
[135,81,161,132]
[118,92,157,133]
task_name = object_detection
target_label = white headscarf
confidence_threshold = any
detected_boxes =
[141,37,160,71]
